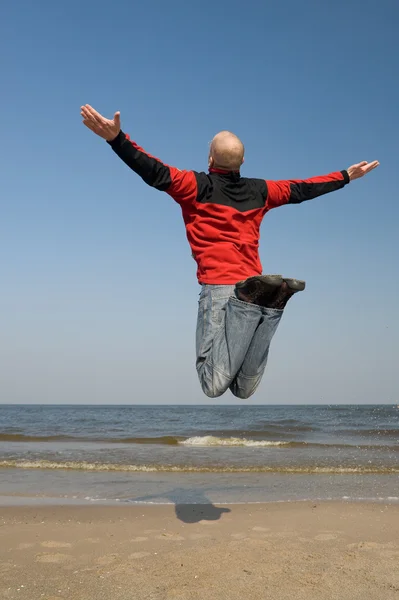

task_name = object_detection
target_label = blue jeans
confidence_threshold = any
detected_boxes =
[196,285,283,399]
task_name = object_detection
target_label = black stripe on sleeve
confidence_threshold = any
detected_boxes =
[289,171,349,204]
[108,131,172,191]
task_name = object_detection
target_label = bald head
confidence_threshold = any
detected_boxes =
[208,131,245,171]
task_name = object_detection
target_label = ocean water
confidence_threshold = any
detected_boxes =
[0,404,398,505]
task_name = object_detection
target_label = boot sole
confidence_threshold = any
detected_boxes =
[284,278,306,292]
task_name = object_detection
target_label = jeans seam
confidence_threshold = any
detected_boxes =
[207,359,232,380]
[234,371,263,381]
[261,307,284,315]
[200,288,212,357]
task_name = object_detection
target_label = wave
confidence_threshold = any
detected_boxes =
[0,433,290,445]
[0,433,287,446]
[1,432,398,450]
[0,459,398,475]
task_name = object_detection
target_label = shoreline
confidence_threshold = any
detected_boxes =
[1,494,399,507]
[2,468,398,506]
[1,501,399,599]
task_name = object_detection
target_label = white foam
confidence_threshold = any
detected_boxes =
[180,436,287,447]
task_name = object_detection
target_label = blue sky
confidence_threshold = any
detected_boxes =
[1,0,397,405]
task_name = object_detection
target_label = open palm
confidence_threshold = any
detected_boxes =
[81,105,121,142]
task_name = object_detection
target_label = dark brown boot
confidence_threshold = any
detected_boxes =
[266,278,306,309]
[235,275,283,306]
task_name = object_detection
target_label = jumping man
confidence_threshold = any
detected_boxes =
[81,105,379,399]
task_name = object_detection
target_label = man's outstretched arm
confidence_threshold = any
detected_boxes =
[265,161,379,209]
[81,105,197,204]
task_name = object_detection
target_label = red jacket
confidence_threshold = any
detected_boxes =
[109,131,349,284]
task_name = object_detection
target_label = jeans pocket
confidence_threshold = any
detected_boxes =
[211,296,230,327]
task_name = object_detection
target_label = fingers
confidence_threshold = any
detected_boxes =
[114,111,121,128]
[347,162,367,175]
[80,106,96,124]
[81,105,107,137]
[369,160,380,169]
[363,160,379,174]
[81,107,104,136]
[80,105,94,119]
[85,104,103,118]
[82,104,103,120]
[81,116,100,134]
[82,119,97,133]
[81,105,106,127]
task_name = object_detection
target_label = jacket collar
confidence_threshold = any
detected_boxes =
[209,168,241,181]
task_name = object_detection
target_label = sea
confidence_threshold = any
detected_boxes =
[0,404,398,506]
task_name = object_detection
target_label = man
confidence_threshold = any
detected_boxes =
[81,105,379,399]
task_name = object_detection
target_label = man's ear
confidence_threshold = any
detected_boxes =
[208,155,214,168]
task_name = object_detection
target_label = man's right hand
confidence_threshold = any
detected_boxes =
[81,105,121,142]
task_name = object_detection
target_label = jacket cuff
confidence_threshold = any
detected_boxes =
[341,170,350,184]
[107,130,125,147]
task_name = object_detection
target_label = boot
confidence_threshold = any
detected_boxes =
[266,278,306,309]
[235,275,283,306]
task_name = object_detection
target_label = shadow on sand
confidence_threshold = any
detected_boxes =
[128,486,231,523]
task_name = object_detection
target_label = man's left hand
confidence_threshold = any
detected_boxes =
[347,161,379,181]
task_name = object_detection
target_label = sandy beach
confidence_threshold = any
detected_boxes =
[1,501,398,600]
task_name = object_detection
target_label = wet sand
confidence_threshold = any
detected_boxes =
[1,502,398,599]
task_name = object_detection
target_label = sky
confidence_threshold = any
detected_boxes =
[1,0,398,405]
